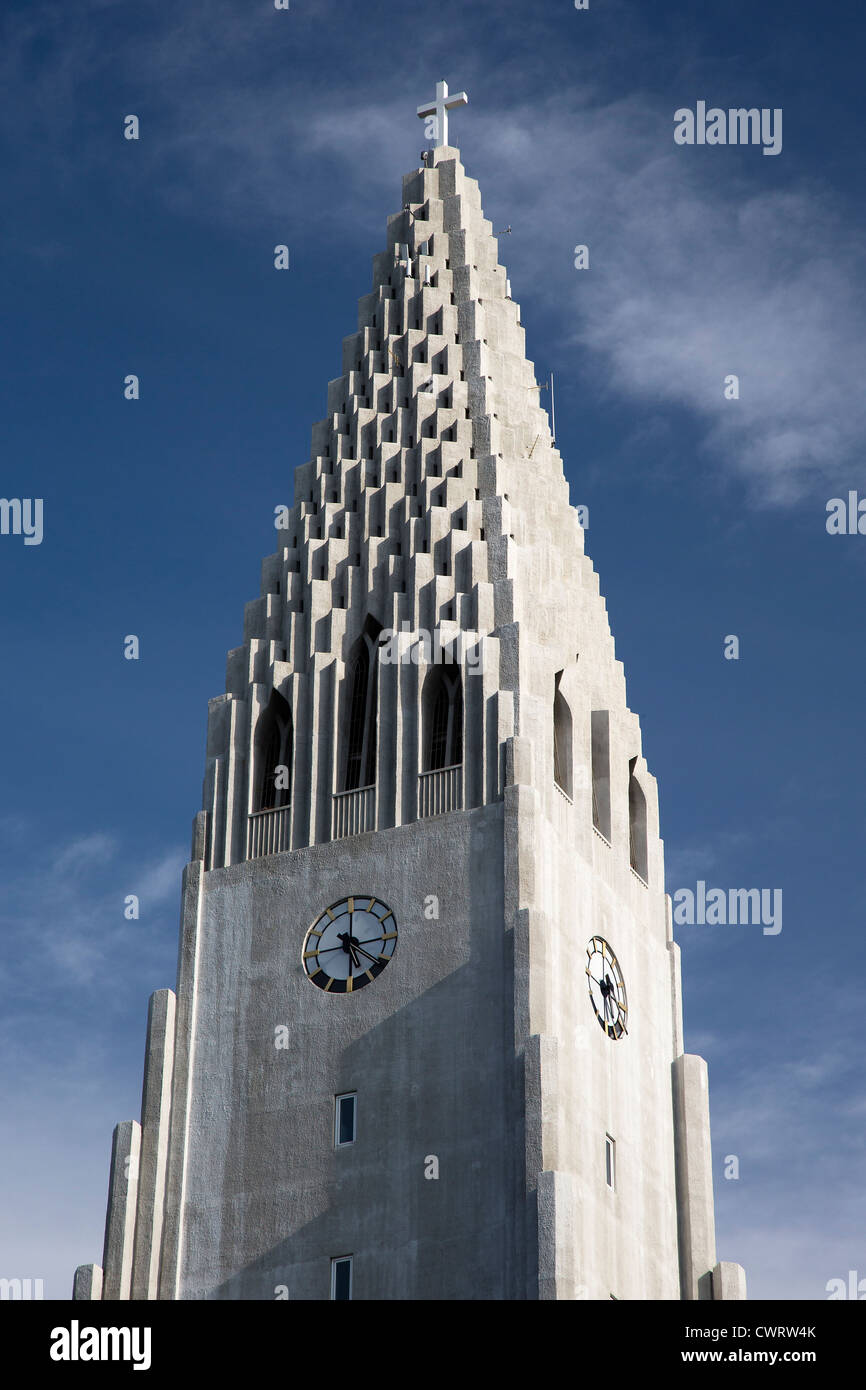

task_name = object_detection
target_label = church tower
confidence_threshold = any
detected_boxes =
[74,85,745,1302]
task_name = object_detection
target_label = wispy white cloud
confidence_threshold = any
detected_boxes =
[708,1039,866,1298]
[0,826,184,994]
[0,823,185,1295]
[161,86,866,504]
[4,7,863,503]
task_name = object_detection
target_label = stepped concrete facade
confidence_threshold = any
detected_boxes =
[74,137,745,1301]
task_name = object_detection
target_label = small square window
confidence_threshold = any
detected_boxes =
[605,1135,616,1190]
[331,1255,352,1301]
[335,1093,356,1146]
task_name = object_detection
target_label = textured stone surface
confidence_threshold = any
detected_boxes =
[76,146,744,1301]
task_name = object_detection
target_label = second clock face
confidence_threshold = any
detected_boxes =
[586,936,628,1039]
[303,896,397,993]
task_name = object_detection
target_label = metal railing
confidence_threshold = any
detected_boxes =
[418,764,463,817]
[332,785,375,838]
[247,805,291,859]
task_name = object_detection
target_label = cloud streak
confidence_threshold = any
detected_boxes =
[4,5,864,503]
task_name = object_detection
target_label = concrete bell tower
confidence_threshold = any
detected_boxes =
[74,90,745,1302]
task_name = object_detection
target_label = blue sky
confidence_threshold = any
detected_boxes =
[1,0,865,1299]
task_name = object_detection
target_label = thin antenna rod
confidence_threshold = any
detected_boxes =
[550,372,556,444]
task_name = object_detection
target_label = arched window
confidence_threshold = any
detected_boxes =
[254,690,293,812]
[424,665,463,771]
[344,620,381,791]
[553,675,573,798]
[628,758,648,881]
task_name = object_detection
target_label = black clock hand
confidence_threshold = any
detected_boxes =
[351,941,384,966]
[335,931,362,968]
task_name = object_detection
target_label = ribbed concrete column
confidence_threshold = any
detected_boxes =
[72,1264,103,1300]
[673,1054,717,1299]
[713,1260,747,1300]
[158,860,204,1299]
[131,989,176,1300]
[101,1120,141,1300]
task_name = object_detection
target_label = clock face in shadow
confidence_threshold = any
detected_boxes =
[302,896,398,993]
[586,936,628,1039]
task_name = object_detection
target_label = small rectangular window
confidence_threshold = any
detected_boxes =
[335,1093,356,1146]
[605,1135,616,1190]
[331,1256,353,1301]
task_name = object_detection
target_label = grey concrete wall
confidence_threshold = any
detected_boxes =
[175,805,522,1300]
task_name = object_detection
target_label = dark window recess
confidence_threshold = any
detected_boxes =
[254,690,293,813]
[426,665,463,771]
[331,1257,352,1301]
[553,677,573,798]
[346,648,371,790]
[335,1094,356,1146]
[344,624,380,791]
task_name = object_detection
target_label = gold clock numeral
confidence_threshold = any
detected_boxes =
[346,975,354,993]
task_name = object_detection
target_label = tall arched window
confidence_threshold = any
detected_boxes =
[628,758,648,881]
[344,620,381,791]
[553,674,573,798]
[424,665,463,771]
[254,690,293,812]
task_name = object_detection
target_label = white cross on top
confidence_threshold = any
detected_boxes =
[417,79,469,148]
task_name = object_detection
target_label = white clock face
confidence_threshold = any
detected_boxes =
[303,896,397,993]
[586,936,628,1039]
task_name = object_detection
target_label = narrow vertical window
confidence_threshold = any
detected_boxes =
[605,1135,616,1190]
[345,643,370,790]
[331,1256,353,1301]
[591,710,611,840]
[254,690,293,812]
[553,673,573,798]
[628,758,648,881]
[335,1093,356,1147]
[343,620,381,791]
[424,665,463,771]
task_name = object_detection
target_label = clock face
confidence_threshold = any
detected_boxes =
[303,896,397,993]
[586,936,628,1039]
